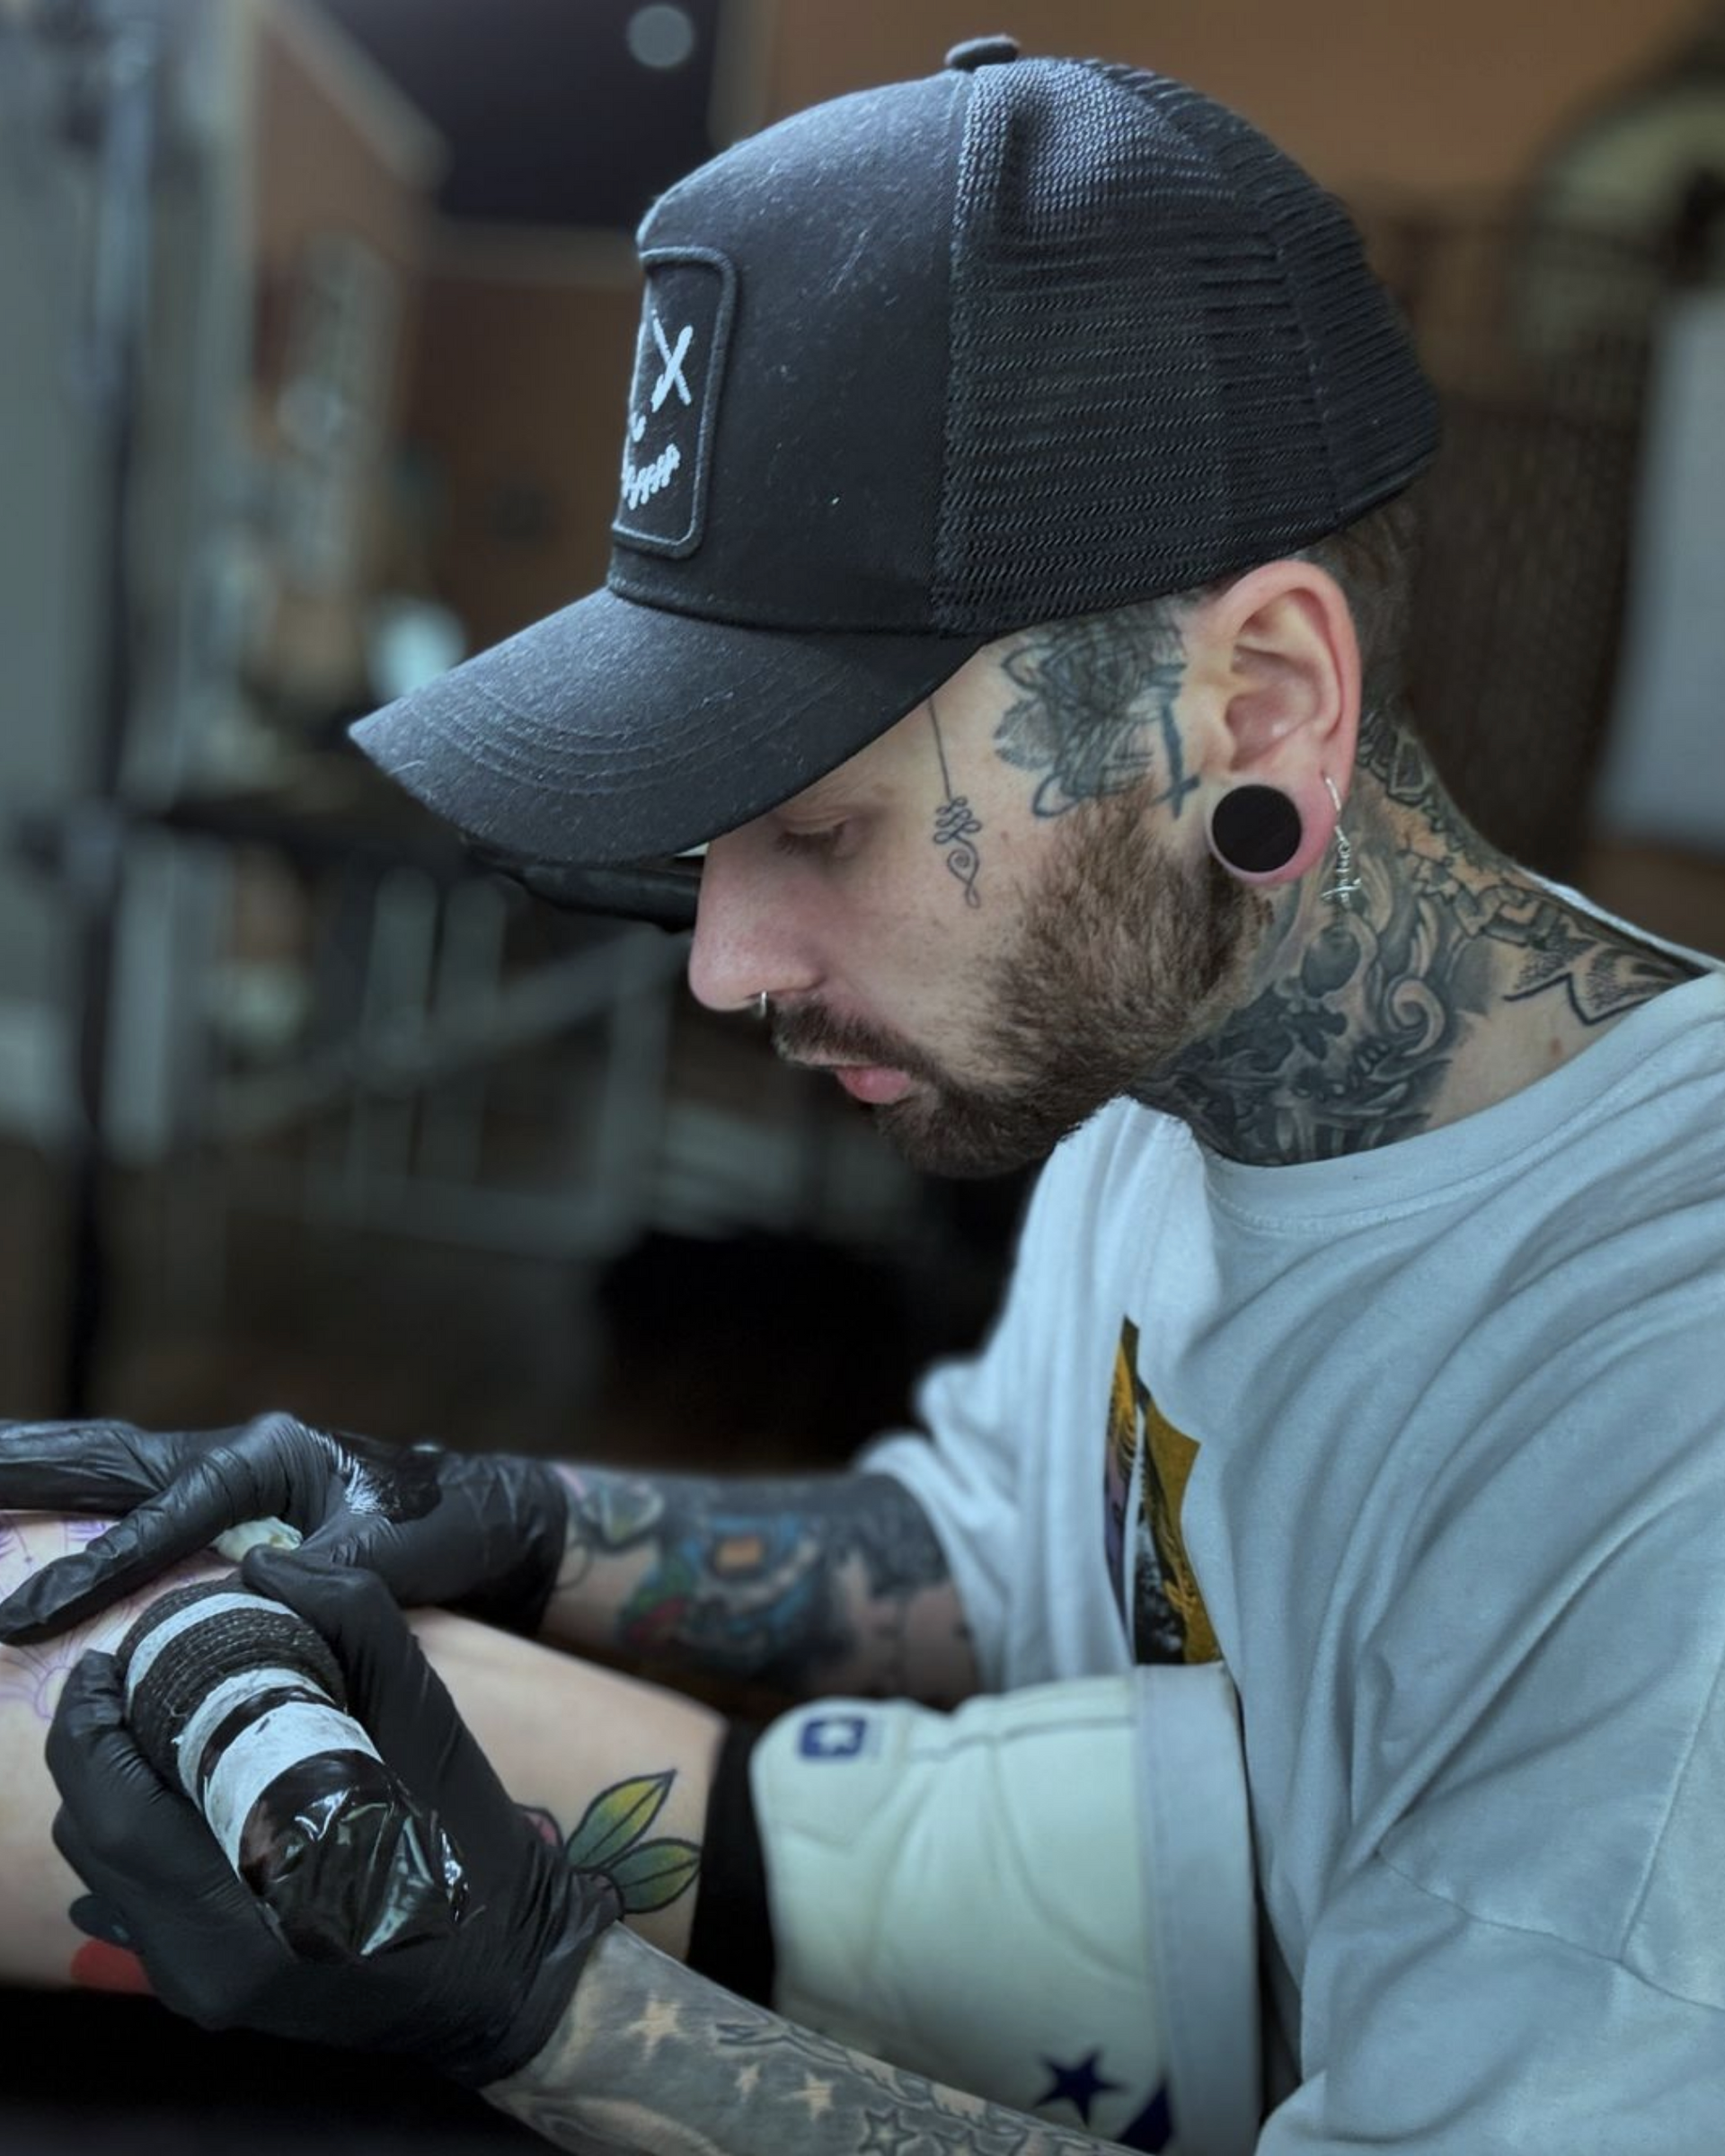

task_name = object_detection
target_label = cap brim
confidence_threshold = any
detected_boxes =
[349,586,989,867]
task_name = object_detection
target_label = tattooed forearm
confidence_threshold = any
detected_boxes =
[994,603,1199,819]
[547,1471,975,1706]
[488,1924,1120,2156]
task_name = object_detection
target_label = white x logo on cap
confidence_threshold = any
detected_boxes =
[650,310,694,411]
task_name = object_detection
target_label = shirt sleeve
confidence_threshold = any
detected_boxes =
[1267,1407,1725,2153]
[1258,1854,1725,2152]
[860,1299,1043,1694]
[860,1117,1144,1694]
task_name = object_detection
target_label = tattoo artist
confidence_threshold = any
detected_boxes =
[4,35,1724,2156]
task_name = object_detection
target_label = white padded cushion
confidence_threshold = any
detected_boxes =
[752,1665,1258,2153]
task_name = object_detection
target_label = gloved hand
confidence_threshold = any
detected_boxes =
[47,1547,621,2087]
[0,1414,568,1644]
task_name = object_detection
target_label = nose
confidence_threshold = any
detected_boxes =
[686,832,821,1015]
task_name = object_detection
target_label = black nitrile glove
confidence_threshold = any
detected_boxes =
[47,1548,621,2088]
[0,1414,567,1644]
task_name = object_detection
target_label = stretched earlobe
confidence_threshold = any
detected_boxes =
[1208,785,1303,879]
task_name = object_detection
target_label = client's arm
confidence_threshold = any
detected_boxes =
[44,1551,1131,2154]
[0,1511,723,1991]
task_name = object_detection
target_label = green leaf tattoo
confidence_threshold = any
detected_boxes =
[556,1771,702,1916]
[606,1838,703,1913]
[564,1772,675,1869]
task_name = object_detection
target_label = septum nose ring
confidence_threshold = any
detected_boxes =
[753,992,770,1021]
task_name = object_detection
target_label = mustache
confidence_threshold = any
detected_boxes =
[772,1003,944,1088]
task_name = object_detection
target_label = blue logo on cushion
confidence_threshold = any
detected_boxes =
[798,1713,870,1760]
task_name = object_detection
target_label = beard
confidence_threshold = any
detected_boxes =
[772,791,1261,1177]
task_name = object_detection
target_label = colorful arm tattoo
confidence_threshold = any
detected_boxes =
[552,1470,970,1703]
[522,1775,700,1919]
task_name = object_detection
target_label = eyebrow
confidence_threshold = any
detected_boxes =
[774,772,883,821]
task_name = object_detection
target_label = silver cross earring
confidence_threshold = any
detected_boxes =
[1320,775,1363,910]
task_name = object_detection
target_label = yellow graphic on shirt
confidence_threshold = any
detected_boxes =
[1107,1317,1219,1666]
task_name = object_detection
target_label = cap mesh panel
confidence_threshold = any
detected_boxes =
[933,60,1438,630]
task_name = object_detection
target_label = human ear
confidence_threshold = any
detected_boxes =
[1197,560,1360,887]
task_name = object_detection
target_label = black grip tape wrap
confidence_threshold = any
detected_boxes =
[115,1579,346,1789]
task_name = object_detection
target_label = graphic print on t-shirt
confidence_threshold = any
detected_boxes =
[1105,1317,1219,1666]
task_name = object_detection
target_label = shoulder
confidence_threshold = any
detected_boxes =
[1032,1097,1195,1218]
[1004,1100,1203,1301]
[1276,1854,1725,2151]
[1366,1311,1725,1977]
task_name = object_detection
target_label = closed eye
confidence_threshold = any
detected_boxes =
[773,824,847,861]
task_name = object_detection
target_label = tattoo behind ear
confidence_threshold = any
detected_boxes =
[928,699,984,907]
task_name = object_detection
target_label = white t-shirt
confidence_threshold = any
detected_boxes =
[869,969,1725,2152]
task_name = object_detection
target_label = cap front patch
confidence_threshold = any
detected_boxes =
[613,247,735,559]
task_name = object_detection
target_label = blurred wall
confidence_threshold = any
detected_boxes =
[248,0,443,705]
[410,254,641,655]
[408,0,1712,649]
[0,0,446,1151]
[765,0,1710,202]
[0,112,102,1127]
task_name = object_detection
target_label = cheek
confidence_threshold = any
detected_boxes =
[880,835,992,948]
[823,814,1037,1008]
[924,792,987,908]
[869,868,1005,1019]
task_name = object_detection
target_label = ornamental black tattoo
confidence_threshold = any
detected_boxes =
[928,699,983,907]
[491,1927,1115,2156]
[1146,711,1695,1162]
[1495,897,1691,1025]
[993,605,1199,819]
[713,2019,1110,2152]
[554,1468,962,1700]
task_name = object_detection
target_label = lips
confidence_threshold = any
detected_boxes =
[829,1065,915,1105]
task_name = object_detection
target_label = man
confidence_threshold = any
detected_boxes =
[3,35,1722,2154]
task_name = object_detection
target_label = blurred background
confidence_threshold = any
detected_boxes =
[0,0,1721,1470]
[0,0,1721,2146]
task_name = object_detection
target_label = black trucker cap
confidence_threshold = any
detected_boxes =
[351,36,1438,873]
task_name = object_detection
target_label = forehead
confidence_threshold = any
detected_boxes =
[773,729,905,818]
[766,640,1022,820]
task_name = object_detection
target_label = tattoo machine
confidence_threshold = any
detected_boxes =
[115,1579,465,1959]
